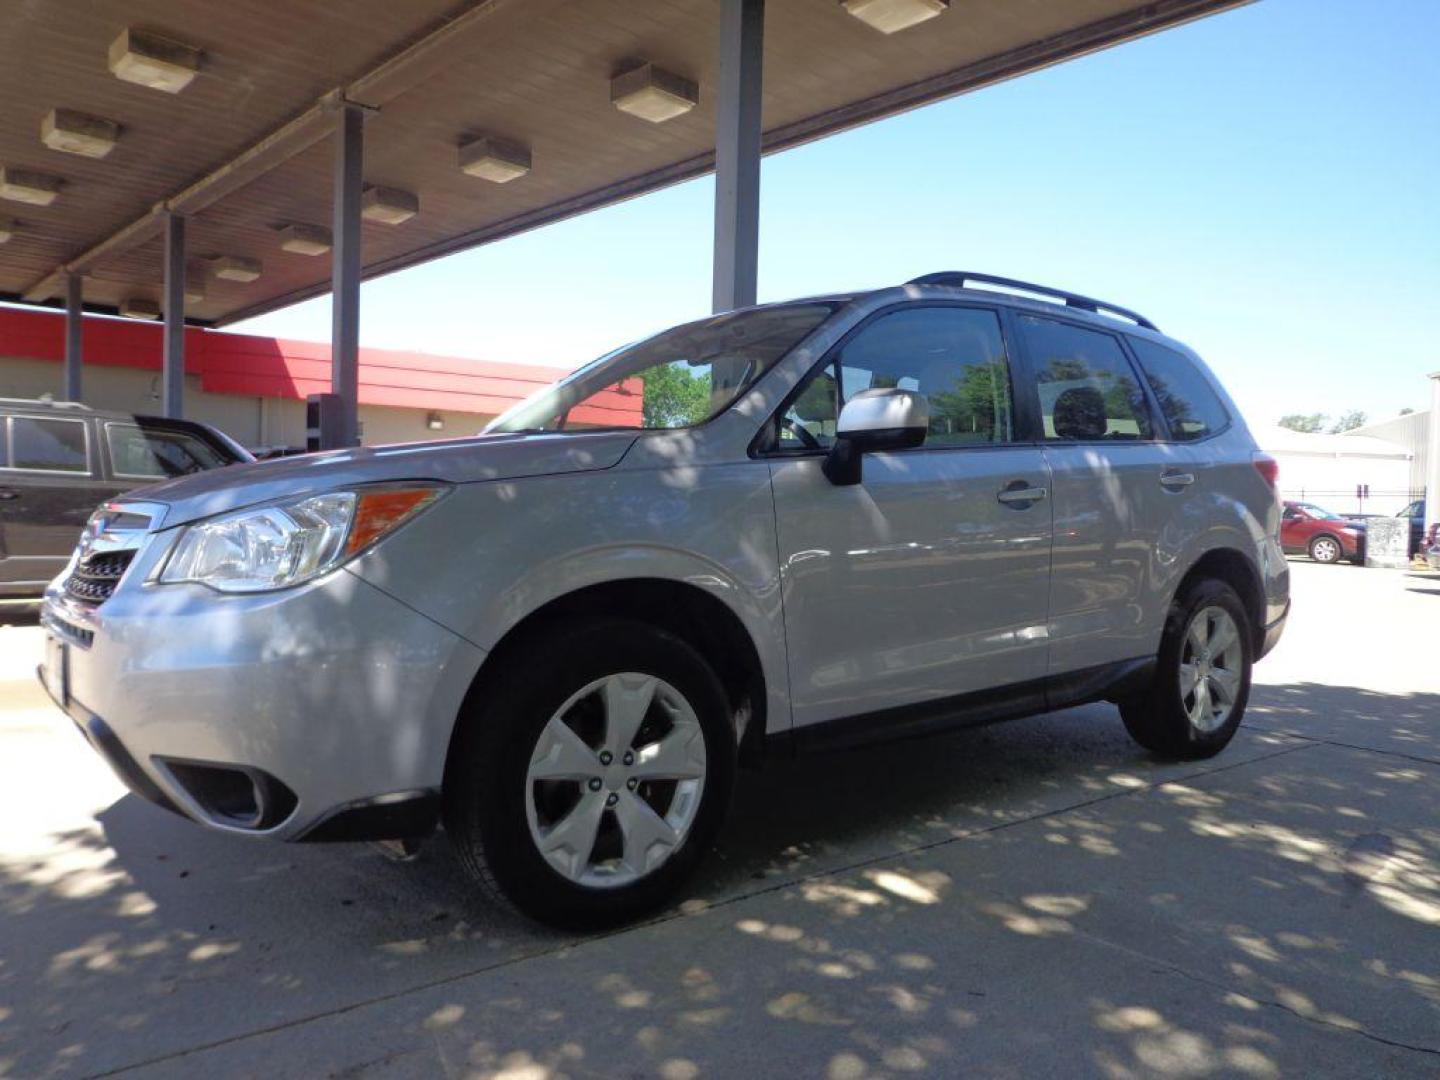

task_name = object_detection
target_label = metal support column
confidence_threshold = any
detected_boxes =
[330,101,365,448]
[63,273,83,402]
[712,0,764,314]
[161,211,186,419]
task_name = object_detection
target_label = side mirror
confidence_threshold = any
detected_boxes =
[822,388,929,486]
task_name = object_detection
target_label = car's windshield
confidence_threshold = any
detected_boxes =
[486,302,838,434]
[1297,503,1344,520]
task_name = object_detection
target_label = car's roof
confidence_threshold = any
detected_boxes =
[0,398,204,426]
[762,279,1193,354]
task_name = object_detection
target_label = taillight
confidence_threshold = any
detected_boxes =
[1252,453,1279,487]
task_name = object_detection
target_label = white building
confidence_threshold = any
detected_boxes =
[1347,410,1429,504]
[1257,424,1413,516]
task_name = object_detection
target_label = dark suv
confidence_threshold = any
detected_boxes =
[0,399,250,600]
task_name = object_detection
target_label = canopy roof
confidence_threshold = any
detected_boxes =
[0,0,1244,326]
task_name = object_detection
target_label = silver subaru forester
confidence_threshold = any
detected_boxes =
[40,272,1289,927]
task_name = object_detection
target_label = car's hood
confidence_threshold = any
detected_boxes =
[122,430,638,529]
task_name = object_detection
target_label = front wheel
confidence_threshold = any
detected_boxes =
[1309,535,1342,564]
[444,618,736,929]
[1120,580,1252,760]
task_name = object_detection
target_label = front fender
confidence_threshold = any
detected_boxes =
[350,465,792,735]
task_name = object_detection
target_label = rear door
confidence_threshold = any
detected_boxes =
[767,303,1053,730]
[1012,314,1196,676]
[0,414,113,589]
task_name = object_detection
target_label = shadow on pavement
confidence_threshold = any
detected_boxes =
[1,680,1437,1077]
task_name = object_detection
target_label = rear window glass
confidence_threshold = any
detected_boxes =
[106,424,229,478]
[1017,316,1152,441]
[1129,338,1230,442]
[10,417,88,472]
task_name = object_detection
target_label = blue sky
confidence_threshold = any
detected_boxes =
[234,0,1440,430]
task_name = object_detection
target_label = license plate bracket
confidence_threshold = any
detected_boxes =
[43,633,69,708]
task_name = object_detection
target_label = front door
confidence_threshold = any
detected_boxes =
[766,304,1053,731]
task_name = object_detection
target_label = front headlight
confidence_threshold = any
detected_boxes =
[159,485,445,593]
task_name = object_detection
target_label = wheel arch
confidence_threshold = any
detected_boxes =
[1174,546,1266,648]
[444,578,771,788]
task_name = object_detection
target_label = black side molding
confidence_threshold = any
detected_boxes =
[772,656,1156,757]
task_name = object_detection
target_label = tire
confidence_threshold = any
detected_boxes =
[1309,535,1342,564]
[443,617,736,929]
[1120,579,1252,760]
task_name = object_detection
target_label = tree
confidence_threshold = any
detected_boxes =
[930,359,1012,440]
[1278,413,1327,433]
[640,361,712,428]
[1329,410,1367,433]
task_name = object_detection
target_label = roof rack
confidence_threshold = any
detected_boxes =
[906,271,1157,331]
[0,396,92,410]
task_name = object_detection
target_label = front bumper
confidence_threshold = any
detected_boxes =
[39,562,485,841]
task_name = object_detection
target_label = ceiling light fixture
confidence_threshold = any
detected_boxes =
[184,270,206,304]
[458,135,531,184]
[41,109,121,159]
[841,0,948,34]
[610,62,698,123]
[210,256,262,283]
[361,185,419,225]
[120,297,160,320]
[109,28,202,93]
[278,223,332,256]
[0,166,63,206]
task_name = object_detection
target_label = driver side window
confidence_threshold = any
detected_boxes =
[777,306,1013,451]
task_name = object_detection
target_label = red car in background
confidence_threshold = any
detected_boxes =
[1281,501,1365,564]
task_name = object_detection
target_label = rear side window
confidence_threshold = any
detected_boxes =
[1017,316,1151,441]
[778,306,1013,450]
[106,424,229,478]
[10,417,88,472]
[1129,338,1230,442]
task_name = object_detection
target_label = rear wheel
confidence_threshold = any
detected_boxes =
[444,618,736,929]
[1120,579,1252,759]
[1309,535,1342,564]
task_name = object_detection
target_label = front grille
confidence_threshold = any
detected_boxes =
[65,550,136,604]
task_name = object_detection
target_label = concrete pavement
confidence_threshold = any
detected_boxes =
[1,561,1437,1078]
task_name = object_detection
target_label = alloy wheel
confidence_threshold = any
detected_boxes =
[524,672,707,889]
[1178,606,1243,734]
[1312,537,1340,563]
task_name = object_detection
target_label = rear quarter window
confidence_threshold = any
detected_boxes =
[106,423,231,478]
[1129,338,1230,442]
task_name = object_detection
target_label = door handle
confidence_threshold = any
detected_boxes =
[1159,471,1196,490]
[997,481,1047,506]
[0,489,18,501]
